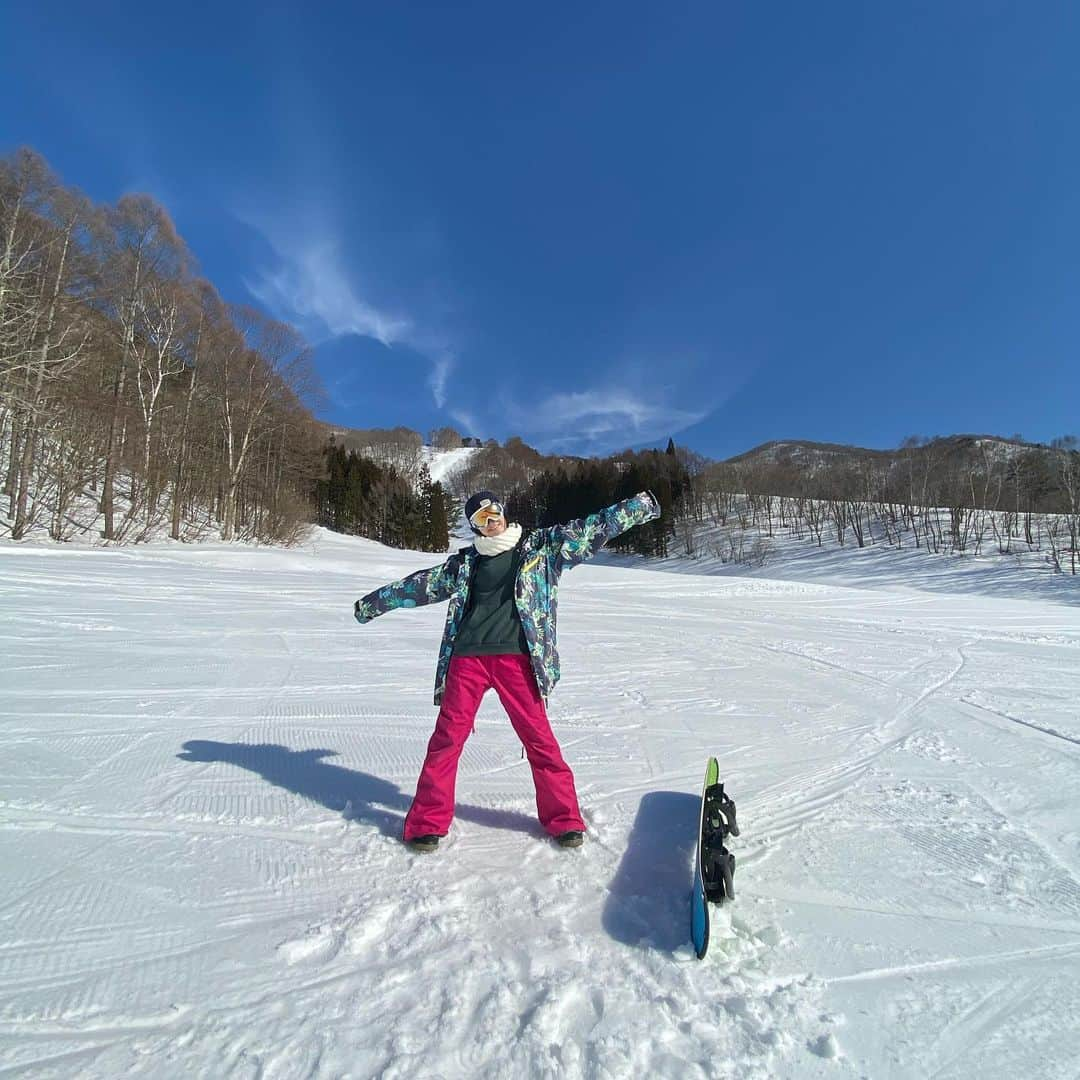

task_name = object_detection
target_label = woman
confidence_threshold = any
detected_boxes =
[354,488,661,852]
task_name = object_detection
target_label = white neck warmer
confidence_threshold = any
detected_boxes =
[473,522,522,556]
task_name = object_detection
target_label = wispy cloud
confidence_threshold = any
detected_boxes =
[244,234,411,348]
[235,201,733,446]
[450,408,480,438]
[506,386,709,455]
[238,206,457,409]
[427,353,455,409]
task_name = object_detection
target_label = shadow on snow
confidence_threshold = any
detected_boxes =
[602,790,699,952]
[176,740,540,838]
[178,742,700,949]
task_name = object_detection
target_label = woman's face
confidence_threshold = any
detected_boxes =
[479,513,507,537]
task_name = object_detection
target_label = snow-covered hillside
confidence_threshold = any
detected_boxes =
[0,444,480,547]
[423,445,480,488]
[2,527,1078,1078]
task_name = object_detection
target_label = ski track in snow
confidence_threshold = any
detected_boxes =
[2,530,1080,1078]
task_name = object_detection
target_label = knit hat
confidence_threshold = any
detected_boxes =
[464,490,504,534]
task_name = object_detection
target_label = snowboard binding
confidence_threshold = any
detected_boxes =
[701,783,738,904]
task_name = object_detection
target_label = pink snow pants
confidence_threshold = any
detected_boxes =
[403,654,585,841]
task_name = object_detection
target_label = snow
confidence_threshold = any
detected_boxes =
[2,525,1079,1078]
[422,445,480,488]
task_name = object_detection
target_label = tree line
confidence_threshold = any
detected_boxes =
[1,147,324,544]
[693,436,1080,574]
[498,440,692,557]
[316,443,450,552]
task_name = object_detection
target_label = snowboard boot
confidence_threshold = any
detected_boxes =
[556,831,584,849]
[406,834,440,854]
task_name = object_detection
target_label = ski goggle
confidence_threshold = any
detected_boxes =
[469,499,505,529]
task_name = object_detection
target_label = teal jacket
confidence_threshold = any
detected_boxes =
[354,491,661,704]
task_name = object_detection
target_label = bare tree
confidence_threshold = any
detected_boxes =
[429,425,463,450]
[1057,448,1080,574]
[0,154,94,537]
[95,194,187,539]
[133,272,188,510]
[0,150,51,393]
[169,280,218,539]
[215,305,316,541]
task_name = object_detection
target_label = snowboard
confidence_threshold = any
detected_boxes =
[690,756,739,960]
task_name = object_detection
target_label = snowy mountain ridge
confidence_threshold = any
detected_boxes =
[722,432,1063,475]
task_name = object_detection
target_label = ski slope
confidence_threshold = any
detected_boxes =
[2,528,1079,1078]
[422,445,480,488]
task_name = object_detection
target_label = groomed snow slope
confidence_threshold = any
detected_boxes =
[423,445,479,488]
[2,529,1079,1078]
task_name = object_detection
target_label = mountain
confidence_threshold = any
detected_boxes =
[721,434,1046,473]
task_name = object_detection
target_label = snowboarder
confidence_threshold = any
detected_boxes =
[354,488,661,852]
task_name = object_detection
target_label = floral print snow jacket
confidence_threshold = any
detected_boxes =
[354,491,661,704]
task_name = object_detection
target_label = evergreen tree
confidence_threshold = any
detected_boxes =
[427,479,451,551]
[609,459,648,555]
[417,464,434,549]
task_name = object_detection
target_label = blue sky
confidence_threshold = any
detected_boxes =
[3,2,1077,459]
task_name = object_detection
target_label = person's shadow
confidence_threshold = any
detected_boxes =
[602,790,700,951]
[179,742,702,949]
[176,741,539,838]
